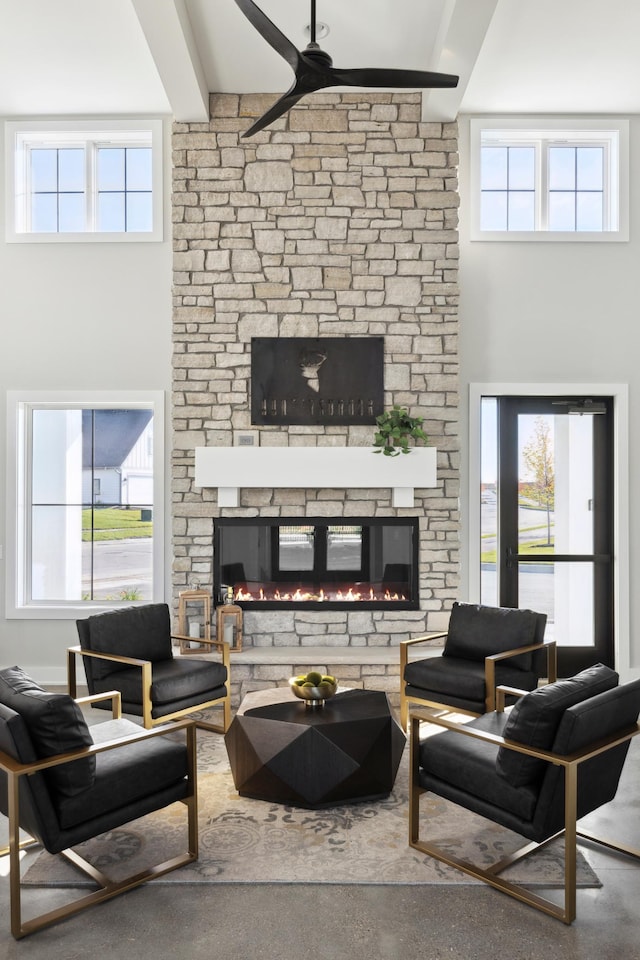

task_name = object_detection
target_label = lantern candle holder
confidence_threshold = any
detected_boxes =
[216,587,243,651]
[177,589,211,655]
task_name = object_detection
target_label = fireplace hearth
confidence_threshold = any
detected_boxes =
[214,518,419,611]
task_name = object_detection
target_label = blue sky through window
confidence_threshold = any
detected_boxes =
[30,147,85,231]
[97,147,152,232]
[29,144,152,233]
[480,146,535,230]
[548,147,603,231]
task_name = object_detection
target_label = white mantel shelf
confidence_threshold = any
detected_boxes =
[194,446,437,508]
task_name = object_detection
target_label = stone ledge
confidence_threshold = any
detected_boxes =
[221,644,443,665]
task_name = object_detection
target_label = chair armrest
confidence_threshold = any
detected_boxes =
[409,707,640,768]
[219,639,230,672]
[494,685,528,712]
[400,632,447,671]
[487,639,557,671]
[73,691,122,719]
[171,634,231,668]
[401,632,448,648]
[484,640,557,711]
[0,717,197,779]
[68,644,149,670]
[67,645,153,724]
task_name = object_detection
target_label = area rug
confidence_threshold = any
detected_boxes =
[23,729,600,889]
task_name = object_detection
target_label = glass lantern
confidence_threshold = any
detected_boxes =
[216,586,243,651]
[177,589,212,655]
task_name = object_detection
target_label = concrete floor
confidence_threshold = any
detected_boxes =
[2,742,639,959]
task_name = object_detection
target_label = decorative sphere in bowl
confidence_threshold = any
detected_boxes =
[289,671,338,704]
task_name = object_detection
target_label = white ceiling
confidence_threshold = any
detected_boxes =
[2,0,640,122]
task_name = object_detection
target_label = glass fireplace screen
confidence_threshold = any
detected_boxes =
[214,517,419,610]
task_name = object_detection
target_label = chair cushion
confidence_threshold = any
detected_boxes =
[405,657,487,703]
[404,656,538,712]
[97,657,227,707]
[79,604,173,682]
[496,663,619,787]
[0,666,95,798]
[443,602,539,670]
[150,658,227,704]
[419,712,539,822]
[55,718,189,830]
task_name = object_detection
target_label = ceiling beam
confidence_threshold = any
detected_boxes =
[422,0,500,122]
[131,0,209,121]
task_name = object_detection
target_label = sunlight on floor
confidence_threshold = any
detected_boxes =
[0,848,27,877]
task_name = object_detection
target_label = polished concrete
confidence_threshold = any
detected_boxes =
[2,741,639,959]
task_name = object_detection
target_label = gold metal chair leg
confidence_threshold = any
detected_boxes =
[408,711,640,925]
[4,723,199,939]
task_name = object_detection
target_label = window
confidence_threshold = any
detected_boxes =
[274,524,366,580]
[6,392,165,618]
[5,119,163,242]
[470,119,628,241]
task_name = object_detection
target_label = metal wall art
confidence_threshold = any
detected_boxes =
[251,337,384,426]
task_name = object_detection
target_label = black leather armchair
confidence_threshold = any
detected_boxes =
[409,664,640,923]
[400,601,556,729]
[69,603,230,732]
[0,666,198,938]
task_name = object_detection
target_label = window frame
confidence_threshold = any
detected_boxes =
[5,119,164,243]
[470,118,629,242]
[5,391,165,619]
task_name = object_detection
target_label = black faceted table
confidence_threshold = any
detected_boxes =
[225,689,405,808]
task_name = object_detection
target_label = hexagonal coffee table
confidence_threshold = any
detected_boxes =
[225,688,405,808]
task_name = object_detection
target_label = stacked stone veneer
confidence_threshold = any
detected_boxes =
[172,92,459,705]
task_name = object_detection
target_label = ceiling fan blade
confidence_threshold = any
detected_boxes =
[233,0,459,136]
[242,87,307,138]
[234,0,300,73]
[330,67,459,90]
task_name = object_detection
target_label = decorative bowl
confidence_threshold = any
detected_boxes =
[289,673,338,706]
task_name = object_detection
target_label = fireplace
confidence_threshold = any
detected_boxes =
[214,517,419,611]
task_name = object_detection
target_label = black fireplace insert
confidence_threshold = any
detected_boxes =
[214,517,419,610]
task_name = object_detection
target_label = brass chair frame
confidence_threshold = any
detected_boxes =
[0,691,198,939]
[400,632,557,730]
[68,635,231,733]
[408,687,640,924]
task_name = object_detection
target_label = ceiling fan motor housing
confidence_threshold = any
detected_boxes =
[303,42,333,68]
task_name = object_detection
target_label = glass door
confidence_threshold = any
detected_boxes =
[481,396,614,674]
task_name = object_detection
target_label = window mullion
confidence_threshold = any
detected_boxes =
[23,406,35,606]
[539,141,549,231]
[603,140,612,230]
[23,144,33,234]
[86,141,96,232]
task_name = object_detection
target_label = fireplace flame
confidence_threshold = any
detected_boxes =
[232,583,406,603]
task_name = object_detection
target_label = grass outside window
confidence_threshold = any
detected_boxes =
[82,507,152,542]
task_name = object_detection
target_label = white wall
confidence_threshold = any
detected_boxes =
[4,110,639,682]
[457,115,640,677]
[0,117,173,681]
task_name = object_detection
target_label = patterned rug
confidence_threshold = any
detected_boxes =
[23,727,600,888]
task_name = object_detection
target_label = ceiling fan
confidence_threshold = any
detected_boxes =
[233,0,459,137]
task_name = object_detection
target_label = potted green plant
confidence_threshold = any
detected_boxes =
[373,405,428,457]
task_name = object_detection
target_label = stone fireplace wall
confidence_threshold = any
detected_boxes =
[171,92,459,659]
